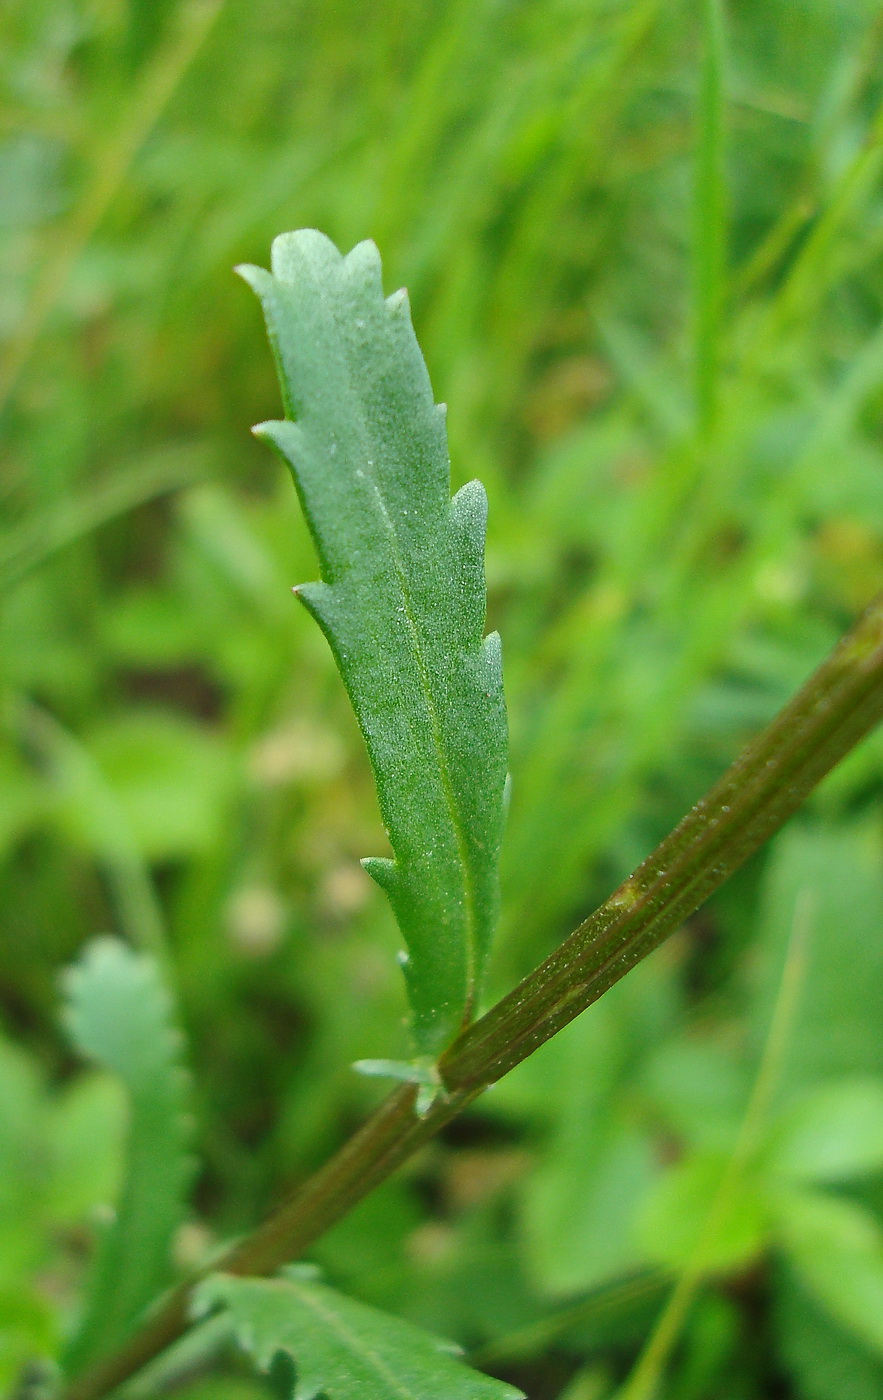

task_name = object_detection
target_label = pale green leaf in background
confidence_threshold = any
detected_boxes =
[81,710,234,861]
[751,822,883,1089]
[239,229,509,1054]
[513,952,675,1296]
[46,1071,126,1226]
[776,1191,883,1357]
[774,1264,883,1400]
[763,1078,883,1185]
[524,1112,655,1297]
[636,1151,767,1274]
[61,938,193,1377]
[196,1270,523,1400]
[640,1036,748,1155]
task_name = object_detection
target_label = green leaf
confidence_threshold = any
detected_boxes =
[764,1078,883,1185]
[524,1112,655,1296]
[81,710,234,860]
[776,1191,883,1355]
[642,1036,748,1154]
[515,957,673,1295]
[46,1071,126,1226]
[239,230,508,1055]
[196,1271,523,1400]
[0,1035,47,1285]
[636,1152,768,1274]
[61,938,193,1377]
[0,1287,57,1395]
[751,821,883,1090]
[774,1263,883,1400]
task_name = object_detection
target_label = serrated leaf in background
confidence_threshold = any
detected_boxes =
[240,229,508,1054]
[196,1270,523,1400]
[46,1071,126,1226]
[61,937,194,1377]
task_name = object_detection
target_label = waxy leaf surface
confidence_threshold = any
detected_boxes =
[240,230,508,1053]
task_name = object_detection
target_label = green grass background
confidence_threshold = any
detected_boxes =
[5,1,883,1395]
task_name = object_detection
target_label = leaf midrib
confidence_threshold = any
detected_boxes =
[360,469,479,1004]
[306,260,480,1018]
[289,1282,419,1400]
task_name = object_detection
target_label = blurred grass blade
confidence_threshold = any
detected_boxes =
[0,443,212,591]
[17,699,168,963]
[241,230,508,1055]
[61,939,193,1378]
[693,0,726,432]
[752,89,883,356]
[0,0,224,417]
[471,1272,667,1370]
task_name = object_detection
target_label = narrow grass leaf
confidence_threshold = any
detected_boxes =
[693,0,727,431]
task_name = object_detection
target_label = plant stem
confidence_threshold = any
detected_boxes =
[65,591,883,1400]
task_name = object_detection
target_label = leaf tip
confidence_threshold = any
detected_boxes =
[271,226,334,270]
[345,237,383,285]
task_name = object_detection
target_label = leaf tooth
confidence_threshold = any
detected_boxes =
[479,630,504,697]
[233,262,273,297]
[252,418,304,454]
[361,855,399,896]
[450,480,489,640]
[450,478,488,536]
[385,286,410,318]
[295,579,337,630]
[255,422,351,584]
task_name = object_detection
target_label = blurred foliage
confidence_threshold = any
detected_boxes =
[5,0,883,1395]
